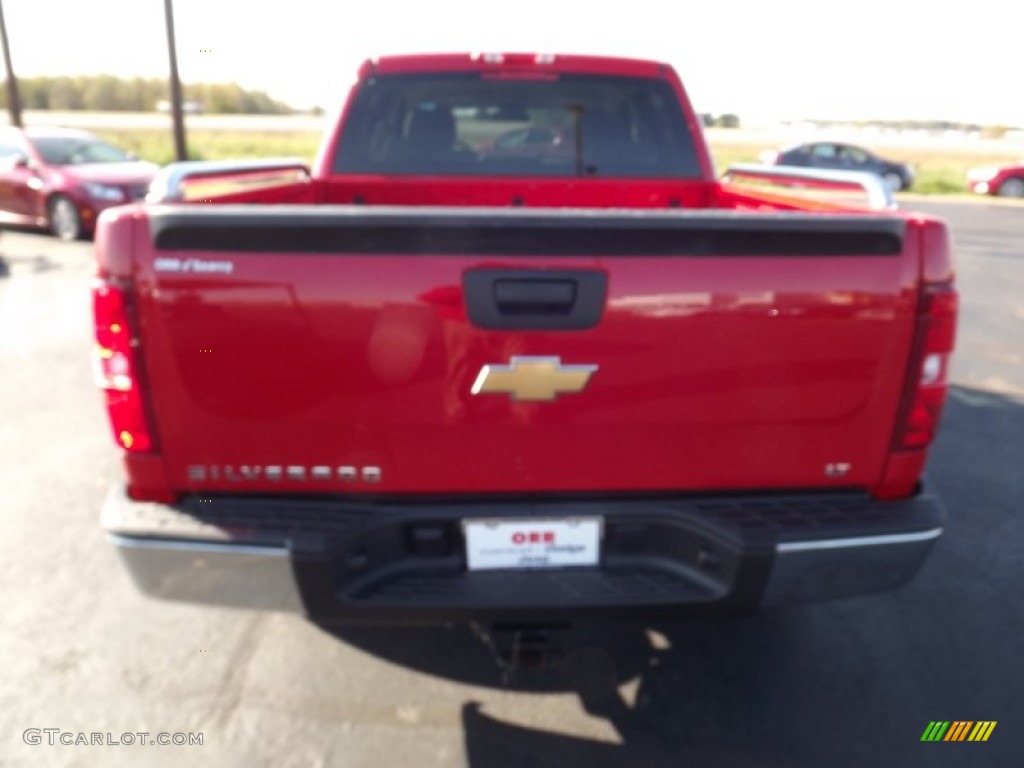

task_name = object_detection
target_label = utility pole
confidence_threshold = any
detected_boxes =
[162,0,187,160]
[0,0,23,128]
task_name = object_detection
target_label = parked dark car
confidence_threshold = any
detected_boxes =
[0,127,158,240]
[761,141,914,191]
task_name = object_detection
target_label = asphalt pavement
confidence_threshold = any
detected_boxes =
[0,198,1021,767]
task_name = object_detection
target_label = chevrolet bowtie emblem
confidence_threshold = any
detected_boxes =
[471,356,598,402]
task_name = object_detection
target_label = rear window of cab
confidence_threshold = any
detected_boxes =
[334,73,701,178]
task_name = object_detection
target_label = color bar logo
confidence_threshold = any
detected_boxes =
[921,721,996,742]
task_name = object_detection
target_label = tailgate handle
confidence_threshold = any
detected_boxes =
[464,269,607,330]
[495,279,576,315]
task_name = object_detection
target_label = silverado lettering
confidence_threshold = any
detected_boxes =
[94,53,956,623]
[186,465,383,483]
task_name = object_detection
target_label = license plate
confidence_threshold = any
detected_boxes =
[463,517,602,571]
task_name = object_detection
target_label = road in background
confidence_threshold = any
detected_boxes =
[3,110,1023,154]
[0,200,1021,767]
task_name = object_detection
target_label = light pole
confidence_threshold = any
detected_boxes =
[0,0,22,128]
[163,0,187,161]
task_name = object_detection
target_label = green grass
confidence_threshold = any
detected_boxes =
[94,129,322,166]
[707,145,764,174]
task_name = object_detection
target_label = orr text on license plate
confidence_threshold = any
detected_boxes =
[463,517,602,571]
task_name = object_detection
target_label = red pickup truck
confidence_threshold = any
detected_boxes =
[95,53,956,623]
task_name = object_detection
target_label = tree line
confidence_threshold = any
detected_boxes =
[0,75,293,114]
[700,114,741,128]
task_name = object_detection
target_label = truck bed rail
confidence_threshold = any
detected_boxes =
[146,158,311,203]
[721,164,897,211]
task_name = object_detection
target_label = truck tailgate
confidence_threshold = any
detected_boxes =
[132,206,918,495]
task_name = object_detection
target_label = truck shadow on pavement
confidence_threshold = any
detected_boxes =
[327,385,1022,767]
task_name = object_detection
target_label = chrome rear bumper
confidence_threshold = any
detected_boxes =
[103,483,945,621]
[108,534,302,612]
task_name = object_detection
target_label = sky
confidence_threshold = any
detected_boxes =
[3,0,1020,125]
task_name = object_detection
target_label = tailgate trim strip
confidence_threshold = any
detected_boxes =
[148,206,906,256]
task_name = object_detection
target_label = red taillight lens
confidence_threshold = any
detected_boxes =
[894,284,958,450]
[92,279,154,452]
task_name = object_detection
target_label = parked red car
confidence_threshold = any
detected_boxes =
[967,163,1024,197]
[0,127,158,240]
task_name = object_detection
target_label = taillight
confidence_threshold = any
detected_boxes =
[893,284,958,449]
[92,279,155,452]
